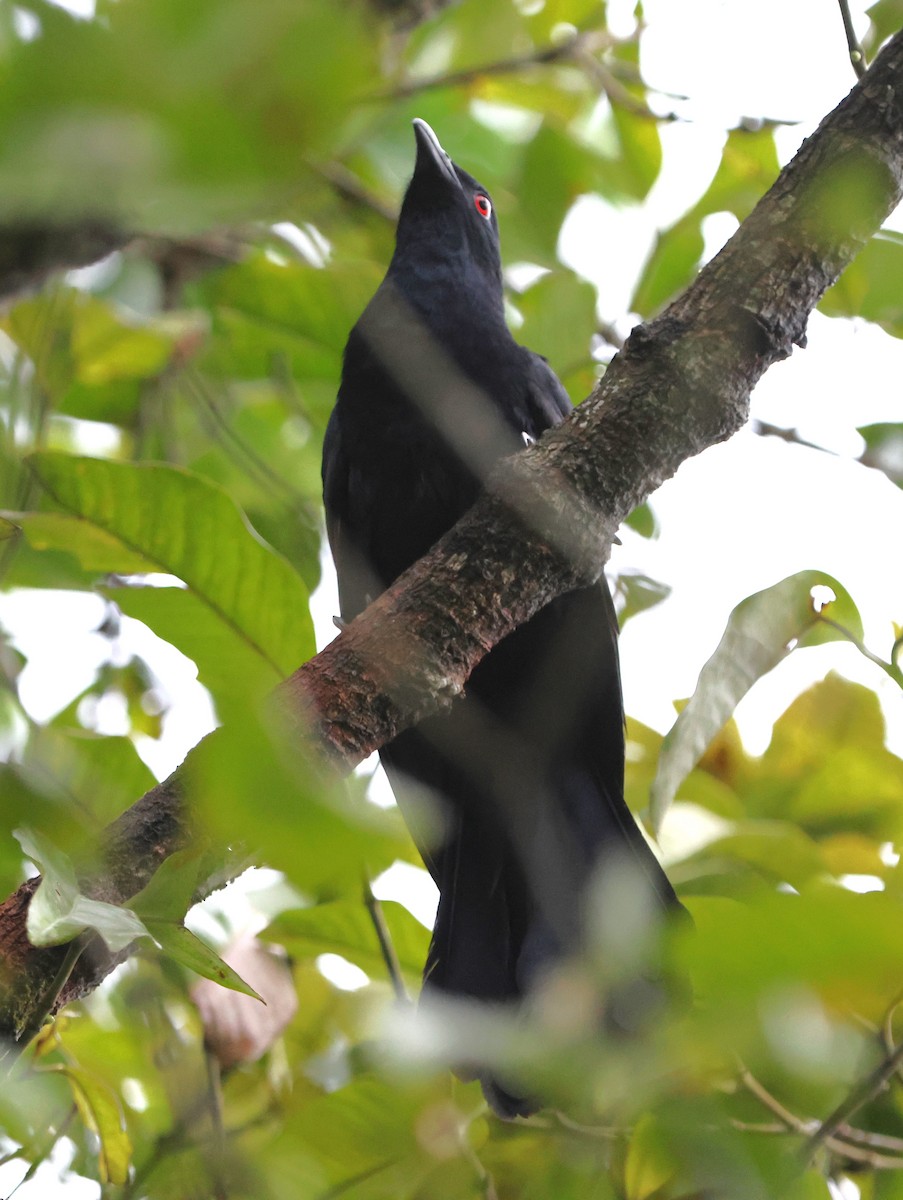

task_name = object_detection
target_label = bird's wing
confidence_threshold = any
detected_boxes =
[321,407,382,624]
[522,349,574,434]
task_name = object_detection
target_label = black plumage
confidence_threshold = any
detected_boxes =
[322,119,679,1116]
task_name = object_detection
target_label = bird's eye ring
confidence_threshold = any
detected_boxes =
[474,194,492,219]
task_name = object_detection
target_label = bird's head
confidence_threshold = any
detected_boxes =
[391,119,504,303]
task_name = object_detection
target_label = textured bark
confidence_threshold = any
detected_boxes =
[0,767,191,1044]
[2,29,903,1040]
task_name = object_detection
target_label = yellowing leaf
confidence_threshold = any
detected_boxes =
[60,1066,132,1186]
[624,1113,677,1200]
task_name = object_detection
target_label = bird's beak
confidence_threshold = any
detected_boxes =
[412,118,462,189]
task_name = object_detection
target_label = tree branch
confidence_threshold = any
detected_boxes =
[740,1065,903,1170]
[806,1035,903,1161]
[2,28,903,1038]
[0,222,126,301]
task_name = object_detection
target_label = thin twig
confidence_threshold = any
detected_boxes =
[806,1038,903,1160]
[822,1141,903,1170]
[596,320,625,352]
[576,51,679,121]
[203,1052,229,1200]
[739,1066,812,1134]
[379,29,611,99]
[362,878,409,1002]
[456,1121,499,1199]
[837,0,868,77]
[730,1119,792,1134]
[315,162,397,224]
[552,1111,624,1138]
[740,1065,903,1170]
[751,418,840,456]
[836,1124,903,1153]
[753,417,903,488]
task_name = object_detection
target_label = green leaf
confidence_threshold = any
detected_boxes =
[859,421,903,487]
[0,0,379,229]
[190,717,412,896]
[650,571,863,833]
[70,293,179,385]
[22,723,156,831]
[515,269,597,380]
[61,1066,132,1185]
[15,512,154,574]
[631,216,704,317]
[148,922,262,999]
[196,254,381,384]
[752,674,903,840]
[16,827,149,951]
[514,124,607,261]
[821,231,903,335]
[274,1075,429,1191]
[104,583,279,715]
[27,453,313,679]
[1,290,188,403]
[631,127,779,316]
[697,126,780,221]
[523,0,607,42]
[0,765,74,898]
[432,0,530,74]
[783,1174,833,1200]
[267,899,430,984]
[864,0,903,56]
[129,846,223,922]
[682,820,827,890]
[624,1113,677,1200]
[615,571,671,628]
[683,887,903,1032]
[624,502,658,539]
[612,103,662,201]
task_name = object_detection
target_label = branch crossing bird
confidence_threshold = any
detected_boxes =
[322,119,681,1117]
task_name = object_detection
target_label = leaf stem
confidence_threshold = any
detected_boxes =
[816,614,903,689]
[837,0,868,77]
[806,1038,903,1161]
[10,935,89,1064]
[740,1064,903,1170]
[362,878,409,1002]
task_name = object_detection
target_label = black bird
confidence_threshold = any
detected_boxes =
[322,119,680,1116]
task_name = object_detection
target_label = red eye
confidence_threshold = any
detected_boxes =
[474,194,492,219]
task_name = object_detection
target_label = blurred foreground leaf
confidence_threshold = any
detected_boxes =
[267,898,430,986]
[190,717,411,897]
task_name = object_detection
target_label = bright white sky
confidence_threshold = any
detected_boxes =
[1,2,901,1191]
